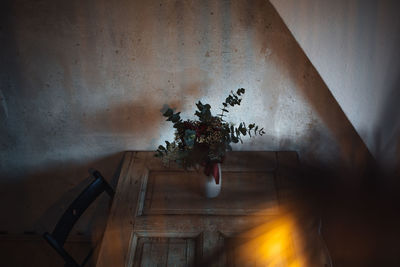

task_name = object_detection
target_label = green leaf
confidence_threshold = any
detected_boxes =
[235,128,240,137]
[168,112,181,123]
[196,102,204,112]
[163,108,173,117]
[240,127,247,136]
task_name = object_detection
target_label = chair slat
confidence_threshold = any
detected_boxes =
[43,169,114,266]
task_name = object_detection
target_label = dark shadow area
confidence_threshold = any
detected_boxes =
[301,163,400,266]
[372,74,400,172]
[0,152,124,266]
[277,148,400,266]
[0,235,95,267]
[195,151,400,266]
[0,152,123,234]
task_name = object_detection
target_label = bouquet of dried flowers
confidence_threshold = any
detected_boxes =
[155,88,265,170]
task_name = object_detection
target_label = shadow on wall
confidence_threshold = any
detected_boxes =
[372,74,400,170]
[79,81,204,135]
[236,0,373,169]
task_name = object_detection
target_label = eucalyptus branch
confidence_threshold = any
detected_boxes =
[218,88,245,120]
[156,88,265,168]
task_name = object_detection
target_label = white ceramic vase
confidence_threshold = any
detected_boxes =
[204,163,222,198]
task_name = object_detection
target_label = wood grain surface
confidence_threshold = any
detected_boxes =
[96,151,299,267]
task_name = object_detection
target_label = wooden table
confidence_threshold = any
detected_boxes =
[96,151,301,266]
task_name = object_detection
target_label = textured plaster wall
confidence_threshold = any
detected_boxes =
[270,0,400,170]
[0,0,358,233]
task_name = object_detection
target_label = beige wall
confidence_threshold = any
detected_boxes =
[0,0,360,233]
[271,0,400,170]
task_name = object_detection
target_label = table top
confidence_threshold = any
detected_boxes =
[95,151,300,267]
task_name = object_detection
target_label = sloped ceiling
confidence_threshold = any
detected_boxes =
[270,0,400,168]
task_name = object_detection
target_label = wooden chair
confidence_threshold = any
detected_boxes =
[43,169,115,267]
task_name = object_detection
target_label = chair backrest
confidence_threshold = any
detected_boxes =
[52,169,114,245]
[43,169,114,266]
